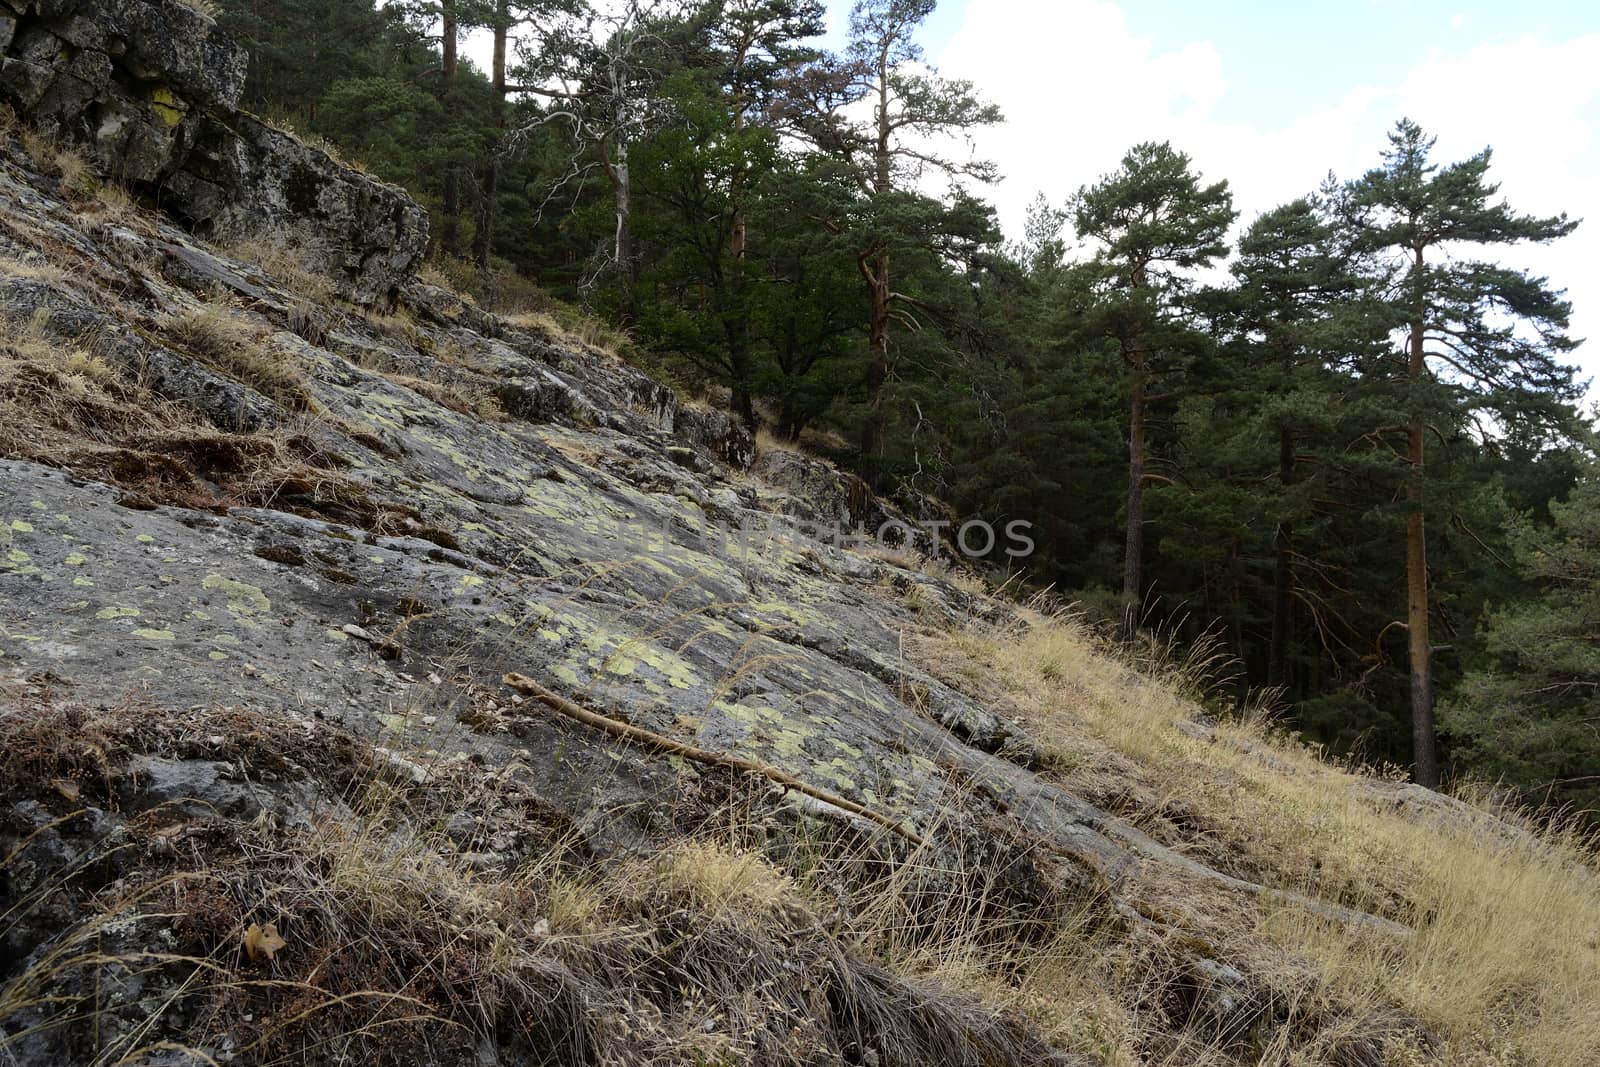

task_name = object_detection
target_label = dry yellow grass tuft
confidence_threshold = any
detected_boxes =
[213,227,338,305]
[159,304,312,411]
[384,372,506,421]
[753,425,801,457]
[17,129,97,199]
[0,254,68,285]
[911,604,1600,1065]
[646,840,810,921]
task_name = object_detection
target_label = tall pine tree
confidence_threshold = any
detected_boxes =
[1349,119,1581,786]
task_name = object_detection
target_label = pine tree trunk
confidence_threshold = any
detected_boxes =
[1121,367,1146,638]
[442,2,458,77]
[861,249,891,492]
[614,148,632,278]
[472,2,509,290]
[1407,247,1440,788]
[1268,425,1294,689]
[859,49,894,493]
[439,2,461,257]
[474,159,499,280]
[723,293,755,429]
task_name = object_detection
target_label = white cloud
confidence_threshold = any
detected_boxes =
[934,0,1600,389]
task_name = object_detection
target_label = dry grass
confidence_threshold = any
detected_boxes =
[542,432,605,469]
[158,304,313,410]
[385,372,506,421]
[415,262,457,292]
[81,181,149,233]
[504,307,630,363]
[754,425,803,457]
[0,307,161,459]
[910,603,1600,1065]
[0,697,1069,1067]
[213,227,338,305]
[0,309,376,525]
[17,129,97,200]
[0,254,68,284]
[334,320,508,422]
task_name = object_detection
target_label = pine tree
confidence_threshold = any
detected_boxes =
[1071,142,1235,635]
[1443,468,1600,813]
[1349,119,1581,786]
[781,0,1000,488]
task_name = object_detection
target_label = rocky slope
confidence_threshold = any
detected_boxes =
[0,0,427,302]
[3,4,1598,1066]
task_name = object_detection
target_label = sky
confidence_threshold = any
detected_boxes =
[820,0,1600,389]
[465,1,1600,388]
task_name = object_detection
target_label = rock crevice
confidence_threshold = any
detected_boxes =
[0,0,427,301]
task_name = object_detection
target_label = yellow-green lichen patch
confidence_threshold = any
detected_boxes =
[9,520,34,533]
[187,609,212,622]
[72,576,93,587]
[744,600,818,628]
[572,617,704,692]
[208,650,230,661]
[828,737,865,760]
[64,552,88,566]
[812,758,860,793]
[213,632,241,646]
[131,628,175,641]
[202,573,271,619]
[150,85,184,127]
[135,534,155,544]
[96,606,140,620]
[770,725,811,760]
[324,628,349,642]
[28,501,45,511]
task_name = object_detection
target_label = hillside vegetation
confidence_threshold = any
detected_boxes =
[193,0,1600,797]
[3,1,1600,1064]
[0,89,1596,1066]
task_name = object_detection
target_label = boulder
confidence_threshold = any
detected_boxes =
[0,0,426,301]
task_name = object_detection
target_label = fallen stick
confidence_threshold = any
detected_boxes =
[502,672,925,847]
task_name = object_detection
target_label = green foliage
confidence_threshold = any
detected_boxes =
[207,0,1596,806]
[1443,472,1600,815]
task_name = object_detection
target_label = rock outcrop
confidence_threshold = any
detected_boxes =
[2,46,1532,1065]
[0,0,427,301]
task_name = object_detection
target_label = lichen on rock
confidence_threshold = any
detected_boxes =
[0,0,427,301]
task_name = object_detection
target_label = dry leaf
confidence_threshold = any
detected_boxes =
[50,778,80,802]
[243,922,287,962]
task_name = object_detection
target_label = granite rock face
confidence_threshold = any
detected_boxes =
[0,0,427,301]
[0,70,1426,1065]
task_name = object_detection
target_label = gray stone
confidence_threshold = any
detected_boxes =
[0,116,1424,1064]
[0,0,427,302]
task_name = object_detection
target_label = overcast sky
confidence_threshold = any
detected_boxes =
[468,0,1600,388]
[828,0,1600,390]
